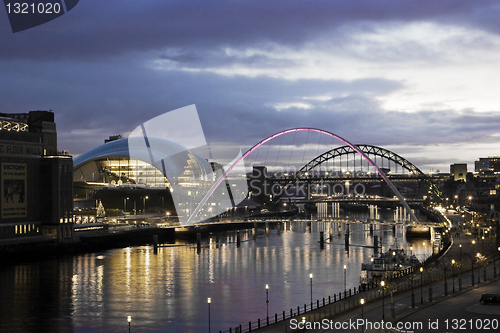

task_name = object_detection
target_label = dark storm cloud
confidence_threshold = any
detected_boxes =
[1,0,499,61]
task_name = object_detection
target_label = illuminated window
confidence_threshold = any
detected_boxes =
[490,190,497,195]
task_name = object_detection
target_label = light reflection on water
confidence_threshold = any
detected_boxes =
[0,218,435,333]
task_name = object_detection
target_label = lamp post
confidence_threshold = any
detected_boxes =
[343,265,347,297]
[143,196,148,213]
[476,252,481,284]
[207,298,211,333]
[127,316,131,333]
[459,244,462,290]
[451,260,455,293]
[420,267,424,304]
[380,281,385,320]
[302,317,306,333]
[410,246,413,257]
[309,273,313,306]
[472,241,476,286]
[360,298,365,333]
[266,284,269,323]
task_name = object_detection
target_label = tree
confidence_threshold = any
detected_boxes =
[97,200,106,219]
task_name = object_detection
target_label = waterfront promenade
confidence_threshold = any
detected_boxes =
[238,215,500,333]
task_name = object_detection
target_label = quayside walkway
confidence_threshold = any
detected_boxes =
[218,222,500,333]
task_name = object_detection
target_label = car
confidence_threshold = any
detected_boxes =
[479,293,500,305]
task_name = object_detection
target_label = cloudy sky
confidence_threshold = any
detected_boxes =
[1,0,500,172]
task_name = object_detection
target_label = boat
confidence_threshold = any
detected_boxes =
[360,244,419,285]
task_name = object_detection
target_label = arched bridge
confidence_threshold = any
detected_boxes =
[295,144,443,200]
[188,128,421,224]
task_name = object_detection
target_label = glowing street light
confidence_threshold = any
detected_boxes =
[360,298,366,330]
[127,316,131,333]
[309,273,313,305]
[420,267,424,304]
[343,265,347,297]
[380,281,385,320]
[265,284,269,323]
[207,298,211,333]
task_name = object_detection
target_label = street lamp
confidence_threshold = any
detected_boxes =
[127,316,131,333]
[143,196,149,213]
[343,265,347,297]
[451,260,455,293]
[419,267,424,304]
[471,241,476,286]
[309,273,313,306]
[380,281,385,320]
[302,317,306,333]
[207,298,211,333]
[476,252,481,284]
[459,244,462,290]
[360,298,365,333]
[265,284,269,323]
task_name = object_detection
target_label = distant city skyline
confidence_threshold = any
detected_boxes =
[1,1,500,172]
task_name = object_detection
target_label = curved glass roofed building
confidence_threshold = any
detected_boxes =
[74,137,213,188]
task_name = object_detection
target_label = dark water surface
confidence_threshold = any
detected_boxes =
[0,213,433,333]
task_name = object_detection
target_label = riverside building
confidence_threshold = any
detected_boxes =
[0,111,73,247]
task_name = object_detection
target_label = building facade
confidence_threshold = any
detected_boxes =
[0,111,73,243]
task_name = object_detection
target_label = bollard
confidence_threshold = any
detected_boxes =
[236,230,241,247]
[265,221,269,236]
[329,227,333,242]
[153,234,158,254]
[344,232,349,251]
[252,228,256,239]
[196,233,201,253]
[338,225,342,236]
[277,222,281,233]
[320,231,324,249]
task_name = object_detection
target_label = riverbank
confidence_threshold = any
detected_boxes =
[0,226,175,263]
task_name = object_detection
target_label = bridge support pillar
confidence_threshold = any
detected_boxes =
[153,234,158,255]
[196,233,201,254]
